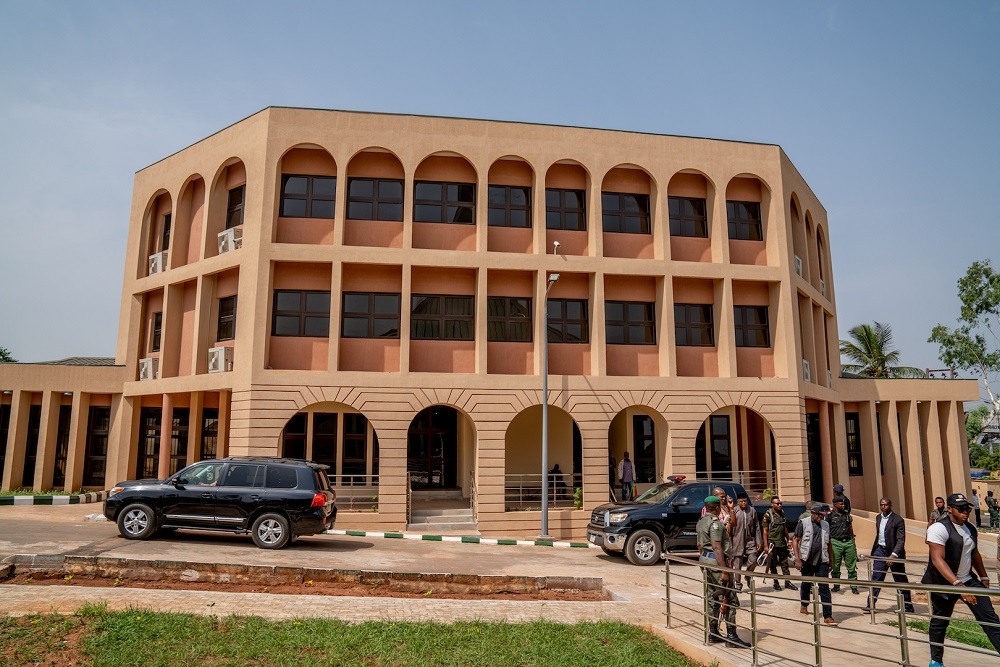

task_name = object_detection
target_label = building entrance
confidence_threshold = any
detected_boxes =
[407,406,458,488]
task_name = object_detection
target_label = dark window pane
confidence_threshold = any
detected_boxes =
[344,294,370,314]
[545,190,560,207]
[373,294,400,314]
[509,210,528,227]
[510,188,528,206]
[276,292,300,311]
[602,214,619,232]
[444,297,473,316]
[508,321,530,341]
[304,316,330,337]
[378,181,402,199]
[342,318,369,338]
[606,302,624,321]
[565,323,584,342]
[311,200,335,219]
[488,208,507,226]
[487,321,507,341]
[412,296,439,314]
[565,300,582,319]
[415,183,441,200]
[348,201,372,219]
[305,293,330,313]
[312,177,337,196]
[274,316,300,336]
[414,204,441,222]
[373,318,399,337]
[565,212,580,230]
[563,191,581,208]
[377,203,402,221]
[283,176,308,195]
[448,206,474,223]
[606,325,625,344]
[281,199,307,218]
[349,179,373,197]
[602,193,619,212]
[488,186,507,205]
[545,211,561,229]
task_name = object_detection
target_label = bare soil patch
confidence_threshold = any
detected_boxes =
[2,571,610,601]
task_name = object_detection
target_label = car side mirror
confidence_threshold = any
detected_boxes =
[174,477,188,487]
[673,497,689,507]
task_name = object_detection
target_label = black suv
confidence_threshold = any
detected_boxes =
[103,457,337,549]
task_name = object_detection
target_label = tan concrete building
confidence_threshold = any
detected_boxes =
[0,108,979,537]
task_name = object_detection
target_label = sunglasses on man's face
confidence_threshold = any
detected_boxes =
[954,506,972,514]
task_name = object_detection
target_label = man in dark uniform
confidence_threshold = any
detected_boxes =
[922,493,1000,666]
[697,495,750,649]
[832,483,851,514]
[828,495,859,594]
[762,496,797,592]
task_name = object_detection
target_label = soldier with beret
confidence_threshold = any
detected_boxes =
[696,494,751,649]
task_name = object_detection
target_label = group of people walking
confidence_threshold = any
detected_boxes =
[695,484,1000,665]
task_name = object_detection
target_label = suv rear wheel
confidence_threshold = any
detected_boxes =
[625,528,661,566]
[117,503,156,540]
[251,512,290,549]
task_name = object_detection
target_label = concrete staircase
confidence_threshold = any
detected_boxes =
[407,492,478,533]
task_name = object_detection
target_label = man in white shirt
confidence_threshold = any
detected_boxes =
[972,488,982,527]
[922,493,1000,666]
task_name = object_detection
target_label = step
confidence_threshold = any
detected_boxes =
[410,489,466,501]
[409,516,475,527]
[405,522,480,534]
[410,508,474,519]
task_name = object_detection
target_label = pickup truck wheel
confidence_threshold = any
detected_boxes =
[601,546,626,558]
[625,528,661,566]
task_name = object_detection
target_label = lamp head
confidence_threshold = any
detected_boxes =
[552,240,561,254]
[548,273,560,282]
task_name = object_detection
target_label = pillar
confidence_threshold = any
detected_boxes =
[2,390,31,489]
[157,393,173,479]
[65,392,90,491]
[33,391,61,491]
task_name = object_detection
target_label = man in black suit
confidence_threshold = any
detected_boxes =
[865,497,914,612]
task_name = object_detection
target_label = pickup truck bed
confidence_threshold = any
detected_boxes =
[586,478,808,565]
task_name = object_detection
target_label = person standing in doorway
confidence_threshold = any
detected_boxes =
[928,496,947,527]
[865,497,914,613]
[972,488,982,527]
[922,493,1000,667]
[828,496,859,594]
[696,495,750,648]
[793,502,838,625]
[762,496,797,592]
[617,451,635,502]
[731,495,762,592]
[832,483,852,515]
[986,489,999,529]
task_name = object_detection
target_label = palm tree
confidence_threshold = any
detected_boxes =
[839,322,926,378]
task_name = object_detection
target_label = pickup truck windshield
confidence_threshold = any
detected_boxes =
[635,482,684,504]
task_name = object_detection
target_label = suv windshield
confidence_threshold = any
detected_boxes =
[634,482,684,504]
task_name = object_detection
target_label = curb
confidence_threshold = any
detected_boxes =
[0,554,604,593]
[325,528,599,549]
[0,491,109,506]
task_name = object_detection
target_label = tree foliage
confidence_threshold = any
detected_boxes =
[0,346,15,363]
[966,404,991,444]
[929,259,1000,422]
[839,322,926,378]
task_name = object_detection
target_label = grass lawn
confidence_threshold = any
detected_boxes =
[902,617,993,651]
[0,604,703,667]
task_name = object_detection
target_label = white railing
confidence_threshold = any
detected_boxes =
[693,469,778,497]
[327,473,379,511]
[504,473,580,510]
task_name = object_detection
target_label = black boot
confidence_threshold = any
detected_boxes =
[725,626,751,649]
[784,581,799,591]
[772,580,781,591]
[708,620,724,644]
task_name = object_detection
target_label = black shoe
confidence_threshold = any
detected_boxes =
[708,620,724,644]
[832,585,841,593]
[862,604,873,613]
[725,629,752,649]
[773,581,782,591]
[904,605,915,614]
[851,588,860,595]
[785,581,799,591]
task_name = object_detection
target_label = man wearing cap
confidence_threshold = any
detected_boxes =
[833,483,851,515]
[792,502,838,625]
[865,497,914,613]
[828,496,859,594]
[762,496,797,592]
[696,495,751,649]
[922,493,1000,666]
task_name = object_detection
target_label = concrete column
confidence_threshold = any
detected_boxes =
[818,401,833,502]
[812,304,828,386]
[157,394,173,479]
[899,401,927,520]
[64,392,89,491]
[160,283,183,378]
[831,402,850,491]
[399,264,412,373]
[716,279,737,378]
[218,389,231,458]
[858,401,883,510]
[941,401,969,493]
[333,167,348,246]
[475,267,488,375]
[879,401,906,515]
[192,273,214,376]
[592,273,606,376]
[587,176,602,258]
[108,395,135,487]
[532,169,545,256]
[188,391,203,465]
[710,181,729,264]
[2,390,31,489]
[328,261,343,372]
[659,276,676,377]
[920,401,948,508]
[402,171,415,249]
[798,295,816,385]
[34,391,61,491]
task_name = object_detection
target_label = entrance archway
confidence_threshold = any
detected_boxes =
[504,405,580,509]
[695,405,775,496]
[609,407,668,499]
[407,406,468,489]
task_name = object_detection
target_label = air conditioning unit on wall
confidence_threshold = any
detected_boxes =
[218,227,243,254]
[794,255,803,277]
[138,357,159,381]
[802,359,812,383]
[208,346,234,373]
[148,251,168,275]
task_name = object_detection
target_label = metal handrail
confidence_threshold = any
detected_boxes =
[662,553,1000,667]
[405,471,412,525]
[692,469,778,497]
[504,473,580,510]
[469,469,477,523]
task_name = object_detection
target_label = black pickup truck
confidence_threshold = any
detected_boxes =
[586,476,808,565]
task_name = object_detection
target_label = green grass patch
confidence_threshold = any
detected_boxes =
[894,618,993,650]
[0,606,702,667]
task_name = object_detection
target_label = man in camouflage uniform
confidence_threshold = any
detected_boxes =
[697,495,751,649]
[763,495,798,591]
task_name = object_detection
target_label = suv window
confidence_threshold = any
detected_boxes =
[180,461,223,486]
[223,464,263,487]
[313,468,331,491]
[266,466,298,489]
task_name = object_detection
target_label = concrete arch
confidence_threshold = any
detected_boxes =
[346,146,406,179]
[206,157,248,257]
[725,172,773,197]
[608,405,670,493]
[174,175,206,268]
[691,404,777,496]
[414,151,478,182]
[600,162,658,194]
[668,167,718,193]
[504,404,580,509]
[487,155,535,183]
[140,189,172,278]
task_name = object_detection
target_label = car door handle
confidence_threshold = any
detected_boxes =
[201,492,214,499]
[248,495,264,501]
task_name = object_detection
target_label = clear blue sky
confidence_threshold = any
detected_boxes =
[1,1,998,378]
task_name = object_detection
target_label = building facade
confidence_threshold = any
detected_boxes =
[0,108,978,537]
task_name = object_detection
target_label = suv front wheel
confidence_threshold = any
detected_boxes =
[251,513,290,549]
[117,503,157,540]
[625,528,661,566]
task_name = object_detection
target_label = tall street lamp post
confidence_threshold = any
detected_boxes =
[540,260,560,539]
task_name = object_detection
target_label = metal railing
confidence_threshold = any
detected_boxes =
[692,469,778,497]
[504,473,581,510]
[326,474,379,511]
[662,552,1000,666]
[469,469,477,523]
[405,471,412,525]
